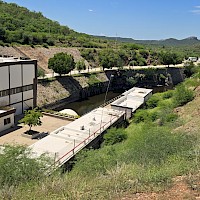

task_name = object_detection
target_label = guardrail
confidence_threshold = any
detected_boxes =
[47,112,124,172]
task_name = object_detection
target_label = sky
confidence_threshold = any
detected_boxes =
[3,0,200,40]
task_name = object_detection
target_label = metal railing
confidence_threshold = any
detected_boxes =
[47,112,124,172]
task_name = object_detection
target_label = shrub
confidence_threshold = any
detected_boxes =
[103,128,127,146]
[42,43,49,48]
[148,110,159,122]
[162,90,174,99]
[146,94,161,108]
[173,84,194,107]
[37,67,45,78]
[165,113,178,122]
[133,109,149,123]
[0,145,51,186]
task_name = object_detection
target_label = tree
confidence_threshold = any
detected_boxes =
[48,52,75,76]
[76,59,86,73]
[19,108,43,131]
[99,49,123,70]
[160,51,183,67]
[184,61,195,77]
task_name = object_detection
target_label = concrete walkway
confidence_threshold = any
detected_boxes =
[0,115,72,146]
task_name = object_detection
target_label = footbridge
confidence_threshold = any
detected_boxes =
[30,107,125,170]
[30,87,152,171]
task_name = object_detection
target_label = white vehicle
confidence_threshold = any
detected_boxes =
[188,57,197,62]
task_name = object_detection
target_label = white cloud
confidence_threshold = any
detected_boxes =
[191,9,200,14]
[88,9,93,12]
[191,6,200,14]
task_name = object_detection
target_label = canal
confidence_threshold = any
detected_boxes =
[56,91,121,116]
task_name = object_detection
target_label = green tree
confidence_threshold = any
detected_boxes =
[160,51,183,67]
[99,49,123,70]
[76,59,86,72]
[48,52,75,76]
[19,108,43,131]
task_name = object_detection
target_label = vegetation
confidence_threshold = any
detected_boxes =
[172,84,194,106]
[1,1,200,199]
[87,74,101,85]
[48,52,75,76]
[76,59,86,72]
[0,145,51,187]
[1,69,199,199]
[160,51,183,66]
[103,127,127,146]
[19,108,43,131]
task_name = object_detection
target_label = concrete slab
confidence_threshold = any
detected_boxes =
[0,115,72,146]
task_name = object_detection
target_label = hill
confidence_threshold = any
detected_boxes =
[0,1,112,48]
[97,35,200,46]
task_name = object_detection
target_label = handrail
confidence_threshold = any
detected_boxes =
[48,113,123,171]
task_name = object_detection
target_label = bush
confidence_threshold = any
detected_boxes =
[0,145,51,186]
[146,94,161,108]
[37,67,45,78]
[165,113,178,122]
[133,109,149,123]
[162,90,174,99]
[42,43,49,48]
[173,84,194,107]
[148,110,159,122]
[103,128,127,146]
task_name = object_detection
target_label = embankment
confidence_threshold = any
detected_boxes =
[37,67,185,109]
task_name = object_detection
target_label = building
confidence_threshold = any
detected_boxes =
[0,107,16,132]
[0,57,37,116]
[111,87,152,119]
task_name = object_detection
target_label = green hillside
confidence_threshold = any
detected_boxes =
[0,1,113,48]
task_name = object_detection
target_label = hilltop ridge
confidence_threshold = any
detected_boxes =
[96,35,200,46]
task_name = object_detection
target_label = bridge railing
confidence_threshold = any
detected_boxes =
[47,113,124,171]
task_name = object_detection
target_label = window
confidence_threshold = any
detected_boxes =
[0,89,9,97]
[23,84,33,92]
[4,118,11,125]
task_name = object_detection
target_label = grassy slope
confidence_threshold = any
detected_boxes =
[5,72,200,199]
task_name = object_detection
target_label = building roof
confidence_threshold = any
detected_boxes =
[0,107,16,118]
[111,87,152,112]
[0,57,37,67]
[122,87,153,98]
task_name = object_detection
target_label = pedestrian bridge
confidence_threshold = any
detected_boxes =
[30,87,152,171]
[30,107,125,170]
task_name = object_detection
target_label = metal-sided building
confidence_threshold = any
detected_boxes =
[0,57,37,116]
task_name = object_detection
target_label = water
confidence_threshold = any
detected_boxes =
[56,86,171,116]
[57,91,121,116]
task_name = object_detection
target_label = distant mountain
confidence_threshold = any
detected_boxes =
[96,36,200,46]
